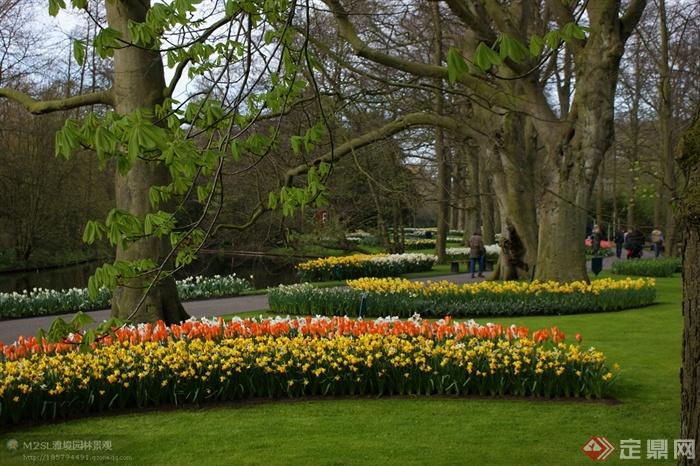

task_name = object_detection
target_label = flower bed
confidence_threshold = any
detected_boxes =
[611,258,681,277]
[296,253,435,282]
[0,316,617,424]
[445,245,501,261]
[268,277,656,318]
[0,274,253,320]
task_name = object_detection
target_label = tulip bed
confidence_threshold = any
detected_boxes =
[0,316,616,424]
[0,274,253,320]
[268,277,656,318]
[296,253,435,282]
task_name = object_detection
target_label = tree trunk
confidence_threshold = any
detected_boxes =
[107,0,188,324]
[533,2,629,282]
[658,0,677,256]
[535,182,589,282]
[463,144,481,243]
[678,110,700,466]
[479,155,495,244]
[596,158,605,227]
[432,3,448,263]
[451,151,462,231]
[627,35,643,230]
[490,112,538,281]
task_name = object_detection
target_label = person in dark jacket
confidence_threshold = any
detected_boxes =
[625,228,645,259]
[469,230,485,278]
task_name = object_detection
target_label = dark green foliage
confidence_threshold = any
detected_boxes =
[612,258,681,277]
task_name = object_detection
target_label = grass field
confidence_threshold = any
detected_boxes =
[0,275,683,465]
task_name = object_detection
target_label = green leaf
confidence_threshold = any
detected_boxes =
[225,0,239,17]
[446,47,469,83]
[83,329,97,346]
[87,275,98,299]
[94,28,122,59]
[268,192,278,209]
[473,43,501,71]
[55,120,81,159]
[529,35,544,57]
[143,215,153,235]
[544,30,560,50]
[73,39,86,66]
[83,221,95,244]
[94,125,118,158]
[317,161,331,177]
[562,22,586,41]
[71,311,94,329]
[48,0,66,16]
[230,140,241,161]
[196,185,208,203]
[290,136,303,155]
[499,34,528,63]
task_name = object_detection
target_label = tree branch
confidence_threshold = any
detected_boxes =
[620,0,649,40]
[321,0,544,116]
[164,15,234,98]
[212,203,267,234]
[284,112,467,186]
[0,88,114,114]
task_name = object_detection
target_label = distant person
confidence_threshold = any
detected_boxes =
[626,228,645,259]
[651,226,664,258]
[614,230,625,259]
[469,230,485,278]
[591,224,602,256]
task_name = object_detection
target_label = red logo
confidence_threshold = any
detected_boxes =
[581,436,615,461]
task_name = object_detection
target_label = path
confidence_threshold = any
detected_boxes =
[0,252,652,344]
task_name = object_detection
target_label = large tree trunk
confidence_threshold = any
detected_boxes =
[489,112,538,281]
[678,110,700,466]
[535,180,589,282]
[107,0,188,323]
[533,2,629,282]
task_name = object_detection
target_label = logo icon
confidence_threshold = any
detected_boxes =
[582,436,615,461]
[5,439,18,451]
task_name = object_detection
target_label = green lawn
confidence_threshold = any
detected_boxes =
[0,276,682,465]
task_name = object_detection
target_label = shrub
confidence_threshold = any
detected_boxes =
[0,274,252,320]
[611,258,681,277]
[268,277,656,318]
[296,253,435,282]
[0,316,617,424]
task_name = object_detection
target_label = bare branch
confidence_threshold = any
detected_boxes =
[320,0,544,116]
[284,111,466,185]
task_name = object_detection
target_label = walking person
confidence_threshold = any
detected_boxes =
[469,230,485,278]
[614,229,625,259]
[626,227,645,259]
[651,226,664,258]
